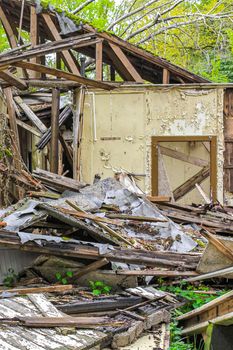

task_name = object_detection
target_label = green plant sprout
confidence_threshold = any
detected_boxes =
[89,280,112,296]
[55,270,73,285]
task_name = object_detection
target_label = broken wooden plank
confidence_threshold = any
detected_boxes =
[0,316,124,328]
[0,70,27,90]
[116,269,198,277]
[0,284,73,296]
[57,296,143,314]
[32,168,86,192]
[14,95,47,133]
[74,258,109,280]
[147,195,171,203]
[201,227,233,263]
[37,106,72,150]
[0,33,98,68]
[14,61,115,90]
[105,213,167,223]
[66,200,135,247]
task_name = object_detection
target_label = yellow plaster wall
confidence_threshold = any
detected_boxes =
[80,86,224,204]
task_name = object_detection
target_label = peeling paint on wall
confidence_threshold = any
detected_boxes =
[81,86,224,204]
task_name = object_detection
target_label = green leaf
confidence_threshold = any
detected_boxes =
[94,281,104,288]
[66,271,73,278]
[93,289,101,296]
[61,278,68,285]
[55,272,62,281]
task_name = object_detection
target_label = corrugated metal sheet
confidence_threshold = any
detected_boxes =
[0,249,39,283]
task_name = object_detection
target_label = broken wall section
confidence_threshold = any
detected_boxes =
[80,86,224,204]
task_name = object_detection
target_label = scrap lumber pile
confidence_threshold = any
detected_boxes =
[0,285,178,349]
[0,173,203,349]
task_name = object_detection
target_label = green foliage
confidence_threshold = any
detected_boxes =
[3,268,18,288]
[0,145,13,160]
[89,280,112,296]
[159,283,228,350]
[55,270,73,285]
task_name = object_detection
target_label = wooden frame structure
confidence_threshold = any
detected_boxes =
[151,136,217,201]
[0,0,209,89]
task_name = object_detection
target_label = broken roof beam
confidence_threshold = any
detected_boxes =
[106,42,143,82]
[14,61,115,90]
[41,13,81,75]
[14,95,47,134]
[0,34,98,69]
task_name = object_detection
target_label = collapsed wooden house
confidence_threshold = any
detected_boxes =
[0,0,233,206]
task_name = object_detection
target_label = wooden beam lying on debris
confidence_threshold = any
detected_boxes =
[74,258,109,279]
[0,230,199,269]
[14,61,115,90]
[0,316,123,328]
[32,168,86,192]
[0,284,73,296]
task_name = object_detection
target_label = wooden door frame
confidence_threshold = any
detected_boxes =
[151,135,217,201]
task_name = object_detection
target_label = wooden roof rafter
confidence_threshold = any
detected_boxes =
[0,0,210,90]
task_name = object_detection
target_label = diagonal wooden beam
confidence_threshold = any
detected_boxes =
[107,42,143,82]
[14,61,115,90]
[41,13,81,75]
[0,71,27,90]
[173,166,210,201]
[0,5,17,48]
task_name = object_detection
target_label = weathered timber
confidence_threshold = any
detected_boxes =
[0,316,123,328]
[57,296,143,314]
[160,145,209,167]
[15,61,115,90]
[73,258,109,279]
[201,227,233,263]
[0,70,27,89]
[173,166,210,201]
[32,168,86,192]
[14,95,47,133]
[36,106,72,150]
[0,284,73,296]
[66,200,134,247]
[50,88,60,174]
[0,33,97,68]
